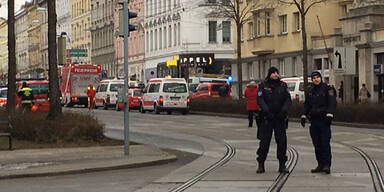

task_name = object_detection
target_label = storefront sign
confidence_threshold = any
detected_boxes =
[179,53,214,67]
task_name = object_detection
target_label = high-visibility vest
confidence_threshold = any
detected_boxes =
[20,87,33,104]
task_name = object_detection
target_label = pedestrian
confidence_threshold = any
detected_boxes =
[18,82,34,111]
[359,83,370,103]
[338,81,343,104]
[256,67,292,174]
[218,84,229,98]
[300,71,336,174]
[244,81,261,128]
[87,82,96,110]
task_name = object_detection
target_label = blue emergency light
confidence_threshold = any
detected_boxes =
[228,76,233,83]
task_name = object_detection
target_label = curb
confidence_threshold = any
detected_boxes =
[190,111,384,129]
[0,154,177,180]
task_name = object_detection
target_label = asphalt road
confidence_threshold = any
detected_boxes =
[3,107,384,192]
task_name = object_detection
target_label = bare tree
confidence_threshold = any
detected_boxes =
[213,0,263,99]
[47,0,62,120]
[7,0,16,115]
[278,0,326,95]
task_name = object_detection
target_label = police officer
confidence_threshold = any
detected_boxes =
[256,67,292,173]
[301,71,336,174]
[18,82,34,111]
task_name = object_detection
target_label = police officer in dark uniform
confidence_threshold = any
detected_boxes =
[18,82,34,111]
[256,67,292,173]
[301,71,336,174]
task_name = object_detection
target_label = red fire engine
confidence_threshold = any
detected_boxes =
[60,63,101,107]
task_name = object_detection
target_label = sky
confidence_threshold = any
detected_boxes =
[0,0,29,19]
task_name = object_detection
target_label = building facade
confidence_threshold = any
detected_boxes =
[15,8,29,77]
[0,17,8,82]
[38,0,49,78]
[56,0,72,49]
[91,0,115,77]
[233,0,356,100]
[144,0,235,81]
[71,0,92,63]
[26,0,42,78]
[113,0,145,81]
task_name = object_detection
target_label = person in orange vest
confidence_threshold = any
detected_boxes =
[86,83,96,110]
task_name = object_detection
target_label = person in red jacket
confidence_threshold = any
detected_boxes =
[87,83,96,110]
[244,81,261,128]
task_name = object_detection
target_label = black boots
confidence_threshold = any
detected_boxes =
[322,165,331,174]
[256,162,265,173]
[311,166,323,173]
[311,165,330,174]
[278,162,289,173]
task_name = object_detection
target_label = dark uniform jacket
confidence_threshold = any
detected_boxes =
[302,82,337,118]
[257,79,291,118]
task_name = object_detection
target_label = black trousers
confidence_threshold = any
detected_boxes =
[248,110,261,128]
[310,117,332,167]
[256,117,287,163]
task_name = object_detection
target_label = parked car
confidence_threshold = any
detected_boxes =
[191,82,231,99]
[281,77,312,102]
[116,87,143,111]
[140,78,189,115]
[0,87,7,107]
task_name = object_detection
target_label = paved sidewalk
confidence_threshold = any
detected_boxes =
[0,145,176,179]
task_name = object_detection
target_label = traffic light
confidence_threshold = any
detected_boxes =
[119,8,137,37]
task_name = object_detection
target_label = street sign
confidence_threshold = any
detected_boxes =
[374,64,383,75]
[69,49,88,57]
[333,47,356,75]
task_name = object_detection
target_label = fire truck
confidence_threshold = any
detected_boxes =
[60,63,101,107]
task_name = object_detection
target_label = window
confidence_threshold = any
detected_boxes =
[150,30,153,51]
[248,22,254,39]
[292,57,297,75]
[241,24,244,41]
[146,31,149,52]
[256,13,261,36]
[222,21,231,43]
[174,24,177,46]
[178,23,181,45]
[248,62,254,79]
[208,0,216,3]
[314,58,322,70]
[109,84,123,92]
[148,83,160,93]
[280,15,287,34]
[159,28,162,49]
[324,58,329,69]
[163,83,187,93]
[265,12,271,35]
[279,59,285,76]
[164,26,167,48]
[294,12,300,31]
[209,21,217,43]
[168,25,172,47]
[155,29,157,50]
[198,84,208,91]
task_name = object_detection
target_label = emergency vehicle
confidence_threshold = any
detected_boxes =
[16,79,50,111]
[60,63,101,107]
[140,78,189,115]
[281,77,312,102]
[94,79,124,109]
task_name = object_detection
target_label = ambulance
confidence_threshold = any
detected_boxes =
[60,63,101,107]
[140,78,189,115]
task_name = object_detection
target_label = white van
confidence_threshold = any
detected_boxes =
[281,77,312,102]
[140,78,189,115]
[95,79,124,109]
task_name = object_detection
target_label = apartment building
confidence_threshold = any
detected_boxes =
[144,0,235,80]
[235,0,384,102]
[57,0,72,49]
[15,8,29,77]
[90,0,115,77]
[71,0,92,63]
[0,18,7,80]
[26,0,42,78]
[38,0,49,78]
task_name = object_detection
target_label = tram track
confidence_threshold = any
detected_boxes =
[267,146,299,192]
[336,142,384,192]
[169,142,236,192]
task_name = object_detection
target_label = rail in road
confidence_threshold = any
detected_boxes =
[336,142,384,192]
